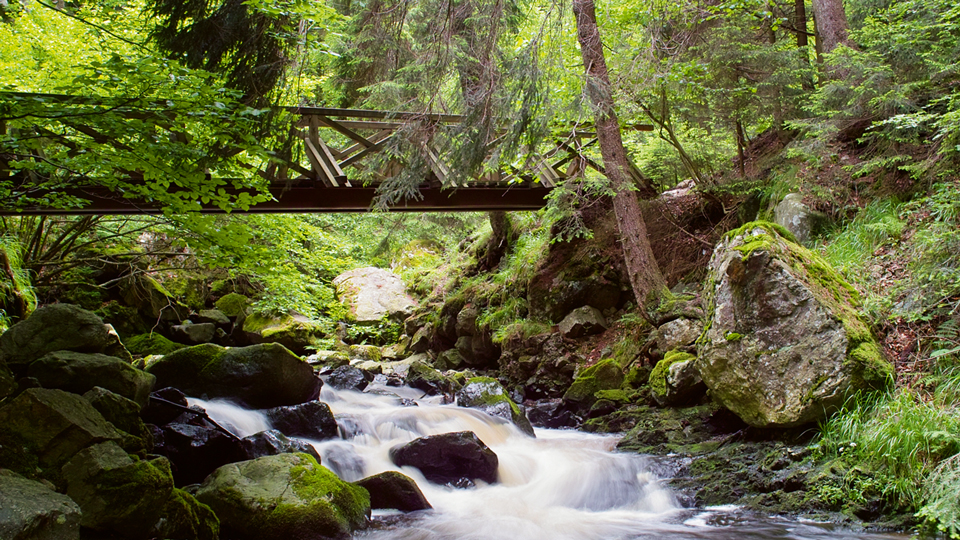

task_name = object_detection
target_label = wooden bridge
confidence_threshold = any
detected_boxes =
[0,93,651,215]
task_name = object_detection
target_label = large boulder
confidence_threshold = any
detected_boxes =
[145,343,321,408]
[354,471,431,512]
[389,431,499,486]
[698,222,893,428]
[0,471,81,540]
[28,351,155,408]
[333,267,417,324]
[195,453,370,540]
[241,430,322,462]
[0,388,122,469]
[61,441,217,539]
[326,365,373,392]
[242,312,326,355]
[774,193,828,245]
[83,387,153,455]
[264,401,339,440]
[655,317,702,352]
[456,377,535,437]
[0,304,132,372]
[170,321,217,345]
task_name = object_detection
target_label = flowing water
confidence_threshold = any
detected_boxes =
[192,383,911,540]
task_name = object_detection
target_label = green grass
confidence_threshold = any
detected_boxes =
[818,198,905,276]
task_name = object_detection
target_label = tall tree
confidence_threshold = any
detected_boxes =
[811,0,852,54]
[571,0,667,309]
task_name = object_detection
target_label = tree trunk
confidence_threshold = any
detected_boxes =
[795,0,815,90]
[481,211,513,271]
[811,0,852,54]
[572,0,668,309]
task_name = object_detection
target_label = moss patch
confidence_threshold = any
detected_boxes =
[124,332,185,356]
[562,359,624,405]
[215,293,250,318]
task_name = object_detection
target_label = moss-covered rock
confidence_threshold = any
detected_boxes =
[215,292,250,318]
[649,350,705,407]
[0,470,82,540]
[28,351,155,408]
[156,488,219,540]
[83,387,153,456]
[120,275,189,324]
[456,377,535,436]
[243,312,327,355]
[0,360,16,400]
[195,453,370,540]
[145,343,321,408]
[698,222,894,427]
[124,332,185,356]
[405,360,458,396]
[561,358,624,409]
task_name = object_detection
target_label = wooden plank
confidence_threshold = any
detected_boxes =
[314,116,375,148]
[315,136,350,187]
[421,144,452,186]
[340,134,394,169]
[304,136,338,187]
[339,129,393,161]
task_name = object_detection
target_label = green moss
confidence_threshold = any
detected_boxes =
[848,341,894,389]
[649,350,696,397]
[725,332,743,341]
[95,300,147,337]
[725,220,799,245]
[215,293,250,318]
[622,364,652,389]
[124,332,185,356]
[594,389,630,403]
[158,489,219,540]
[283,454,370,531]
[144,343,225,379]
[463,377,525,417]
[562,359,624,404]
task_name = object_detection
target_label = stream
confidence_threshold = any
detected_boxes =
[192,383,911,540]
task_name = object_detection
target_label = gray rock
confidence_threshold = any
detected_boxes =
[455,304,479,337]
[83,387,153,454]
[333,267,417,324]
[456,377,535,436]
[195,453,370,540]
[656,318,703,352]
[145,343,321,408]
[28,351,156,408]
[434,348,466,370]
[0,388,123,468]
[170,322,217,344]
[327,365,373,391]
[241,429,322,462]
[0,471,81,540]
[774,193,828,244]
[697,223,892,427]
[354,471,431,512]
[558,306,608,338]
[196,309,232,326]
[0,304,133,371]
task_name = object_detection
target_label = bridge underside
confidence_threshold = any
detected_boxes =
[0,182,551,215]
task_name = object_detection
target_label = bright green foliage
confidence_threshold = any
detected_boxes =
[0,235,37,330]
[649,350,695,397]
[124,333,185,356]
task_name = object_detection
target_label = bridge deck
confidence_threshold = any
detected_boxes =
[0,93,651,214]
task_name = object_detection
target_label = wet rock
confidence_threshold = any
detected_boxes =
[698,222,892,427]
[405,360,457,396]
[354,471,432,512]
[649,351,707,407]
[456,377,535,436]
[154,423,246,485]
[170,321,217,344]
[141,387,189,426]
[334,267,417,324]
[327,365,374,391]
[241,312,326,355]
[524,398,578,428]
[558,306,608,338]
[195,453,370,540]
[83,387,153,455]
[655,317,702,352]
[264,400,339,440]
[455,333,501,368]
[28,351,155,408]
[409,323,434,353]
[0,388,122,469]
[0,471,81,540]
[145,343,321,408]
[0,304,133,372]
[61,441,173,537]
[389,431,499,486]
[241,430,322,462]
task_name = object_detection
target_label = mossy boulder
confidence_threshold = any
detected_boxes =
[561,359,624,409]
[27,351,155,408]
[0,388,122,469]
[242,312,326,355]
[456,377,535,436]
[404,360,458,396]
[145,343,321,408]
[119,275,189,324]
[0,304,133,373]
[649,350,706,407]
[214,293,250,318]
[0,470,81,540]
[83,387,153,455]
[698,222,893,428]
[124,332,185,356]
[195,453,370,540]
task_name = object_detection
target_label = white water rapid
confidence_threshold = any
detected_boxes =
[193,384,911,540]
